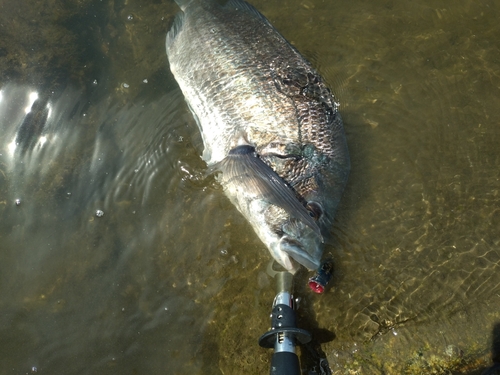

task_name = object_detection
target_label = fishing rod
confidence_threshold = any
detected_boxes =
[258,261,334,375]
[259,270,310,375]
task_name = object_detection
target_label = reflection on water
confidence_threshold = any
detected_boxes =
[0,0,499,374]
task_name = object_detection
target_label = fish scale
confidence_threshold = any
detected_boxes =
[166,0,350,273]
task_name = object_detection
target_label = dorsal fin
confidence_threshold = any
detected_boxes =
[223,0,271,24]
[166,10,185,51]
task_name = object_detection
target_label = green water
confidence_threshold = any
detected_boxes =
[0,0,499,374]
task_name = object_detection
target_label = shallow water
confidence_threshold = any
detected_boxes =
[0,0,499,374]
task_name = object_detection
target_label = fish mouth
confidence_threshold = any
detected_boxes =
[279,236,321,271]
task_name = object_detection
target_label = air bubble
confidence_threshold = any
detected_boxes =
[127,14,134,21]
[95,210,104,218]
[142,78,148,84]
[122,83,129,89]
[15,199,21,206]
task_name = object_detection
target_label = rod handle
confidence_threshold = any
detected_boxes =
[270,351,300,375]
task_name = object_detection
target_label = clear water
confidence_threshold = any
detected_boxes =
[0,0,499,374]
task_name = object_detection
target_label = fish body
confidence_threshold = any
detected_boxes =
[166,0,350,273]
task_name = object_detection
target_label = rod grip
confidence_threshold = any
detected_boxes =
[270,351,300,375]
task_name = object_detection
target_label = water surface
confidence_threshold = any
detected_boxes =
[0,0,499,374]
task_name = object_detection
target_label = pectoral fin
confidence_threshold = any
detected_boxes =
[212,145,321,237]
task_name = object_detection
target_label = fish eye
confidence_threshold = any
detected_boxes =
[306,202,323,221]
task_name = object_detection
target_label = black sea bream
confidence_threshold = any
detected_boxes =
[166,0,350,273]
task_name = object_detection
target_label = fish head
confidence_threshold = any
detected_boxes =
[258,171,346,273]
[215,145,330,273]
[263,203,324,273]
[224,192,323,273]
[278,139,351,238]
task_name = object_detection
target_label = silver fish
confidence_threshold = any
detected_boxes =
[166,0,350,273]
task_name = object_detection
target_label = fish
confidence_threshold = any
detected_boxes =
[166,0,350,273]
